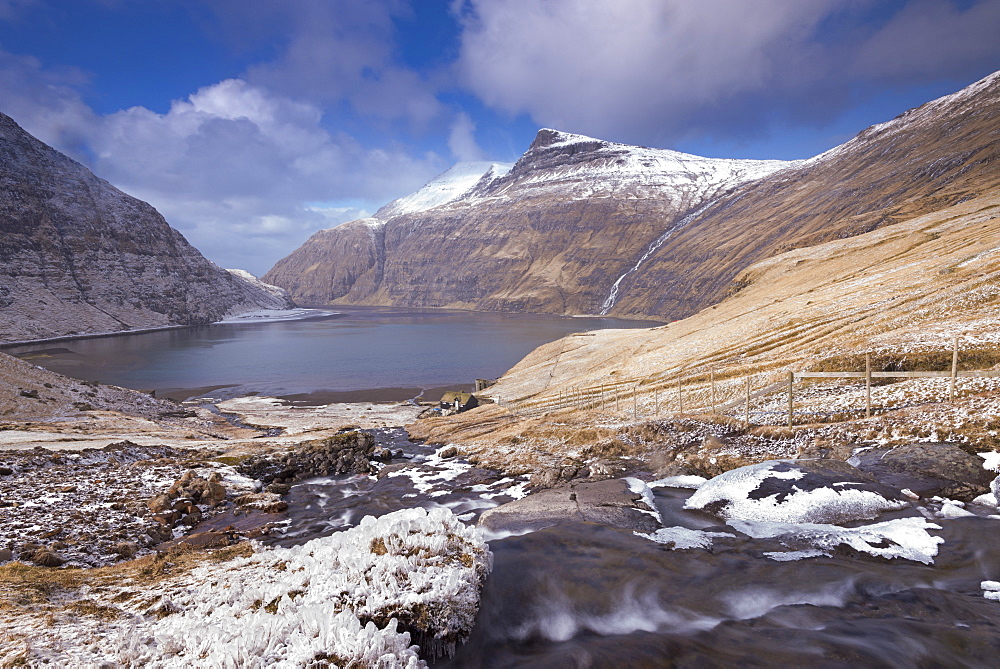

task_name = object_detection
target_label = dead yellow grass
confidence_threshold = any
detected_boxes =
[408,195,1000,473]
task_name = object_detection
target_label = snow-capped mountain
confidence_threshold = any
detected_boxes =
[264,131,795,309]
[469,128,792,204]
[264,70,1000,319]
[374,161,513,220]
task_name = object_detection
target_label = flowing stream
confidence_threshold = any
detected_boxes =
[268,430,1000,667]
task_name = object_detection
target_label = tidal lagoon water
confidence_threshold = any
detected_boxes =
[3,306,654,401]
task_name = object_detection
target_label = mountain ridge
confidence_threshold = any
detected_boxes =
[264,129,793,310]
[264,70,999,320]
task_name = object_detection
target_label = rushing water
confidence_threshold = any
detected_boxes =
[3,306,654,400]
[267,430,1000,668]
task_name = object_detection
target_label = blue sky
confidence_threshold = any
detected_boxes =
[1,0,998,275]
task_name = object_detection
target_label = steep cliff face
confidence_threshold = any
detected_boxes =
[265,219,387,306]
[604,70,1000,319]
[0,112,293,343]
[265,130,791,311]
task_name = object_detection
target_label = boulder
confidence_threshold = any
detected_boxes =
[233,492,288,514]
[850,443,995,502]
[478,478,660,535]
[174,531,232,549]
[146,493,174,514]
[31,549,65,567]
[206,481,227,504]
[114,541,140,558]
[237,431,376,483]
[685,459,910,524]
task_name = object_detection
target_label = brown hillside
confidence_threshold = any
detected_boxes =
[609,71,1000,318]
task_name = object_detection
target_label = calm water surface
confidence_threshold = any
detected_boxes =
[4,307,654,399]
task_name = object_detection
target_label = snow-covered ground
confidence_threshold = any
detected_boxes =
[215,396,425,433]
[375,161,513,219]
[215,307,330,324]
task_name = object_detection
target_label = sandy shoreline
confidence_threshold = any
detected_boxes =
[154,383,476,405]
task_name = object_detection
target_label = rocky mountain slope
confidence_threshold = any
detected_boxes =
[266,71,999,320]
[605,70,1000,319]
[264,131,791,310]
[0,112,293,343]
[491,192,1000,404]
[0,350,181,422]
[265,161,512,304]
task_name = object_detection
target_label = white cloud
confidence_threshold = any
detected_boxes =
[85,79,447,275]
[0,56,447,276]
[219,0,444,128]
[454,0,1000,147]
[850,0,1000,81]
[455,0,839,142]
[447,111,485,161]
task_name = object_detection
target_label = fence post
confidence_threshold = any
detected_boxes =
[787,371,794,428]
[866,352,872,418]
[745,377,751,428]
[601,384,606,411]
[950,336,959,400]
[711,370,717,414]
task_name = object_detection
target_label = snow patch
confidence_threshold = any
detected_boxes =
[729,516,943,564]
[635,526,733,549]
[684,460,907,524]
[763,549,829,562]
[625,476,663,524]
[647,475,708,490]
[375,162,513,219]
[216,307,328,324]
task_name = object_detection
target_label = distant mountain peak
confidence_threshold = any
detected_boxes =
[373,161,513,219]
[530,128,609,150]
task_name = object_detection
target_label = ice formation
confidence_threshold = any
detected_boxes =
[635,526,733,550]
[116,507,491,667]
[647,475,708,490]
[685,460,908,524]
[625,477,663,524]
[729,517,943,564]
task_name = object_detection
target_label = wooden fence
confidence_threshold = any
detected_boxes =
[494,336,1000,427]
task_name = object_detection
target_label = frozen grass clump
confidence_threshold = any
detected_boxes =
[117,507,491,667]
